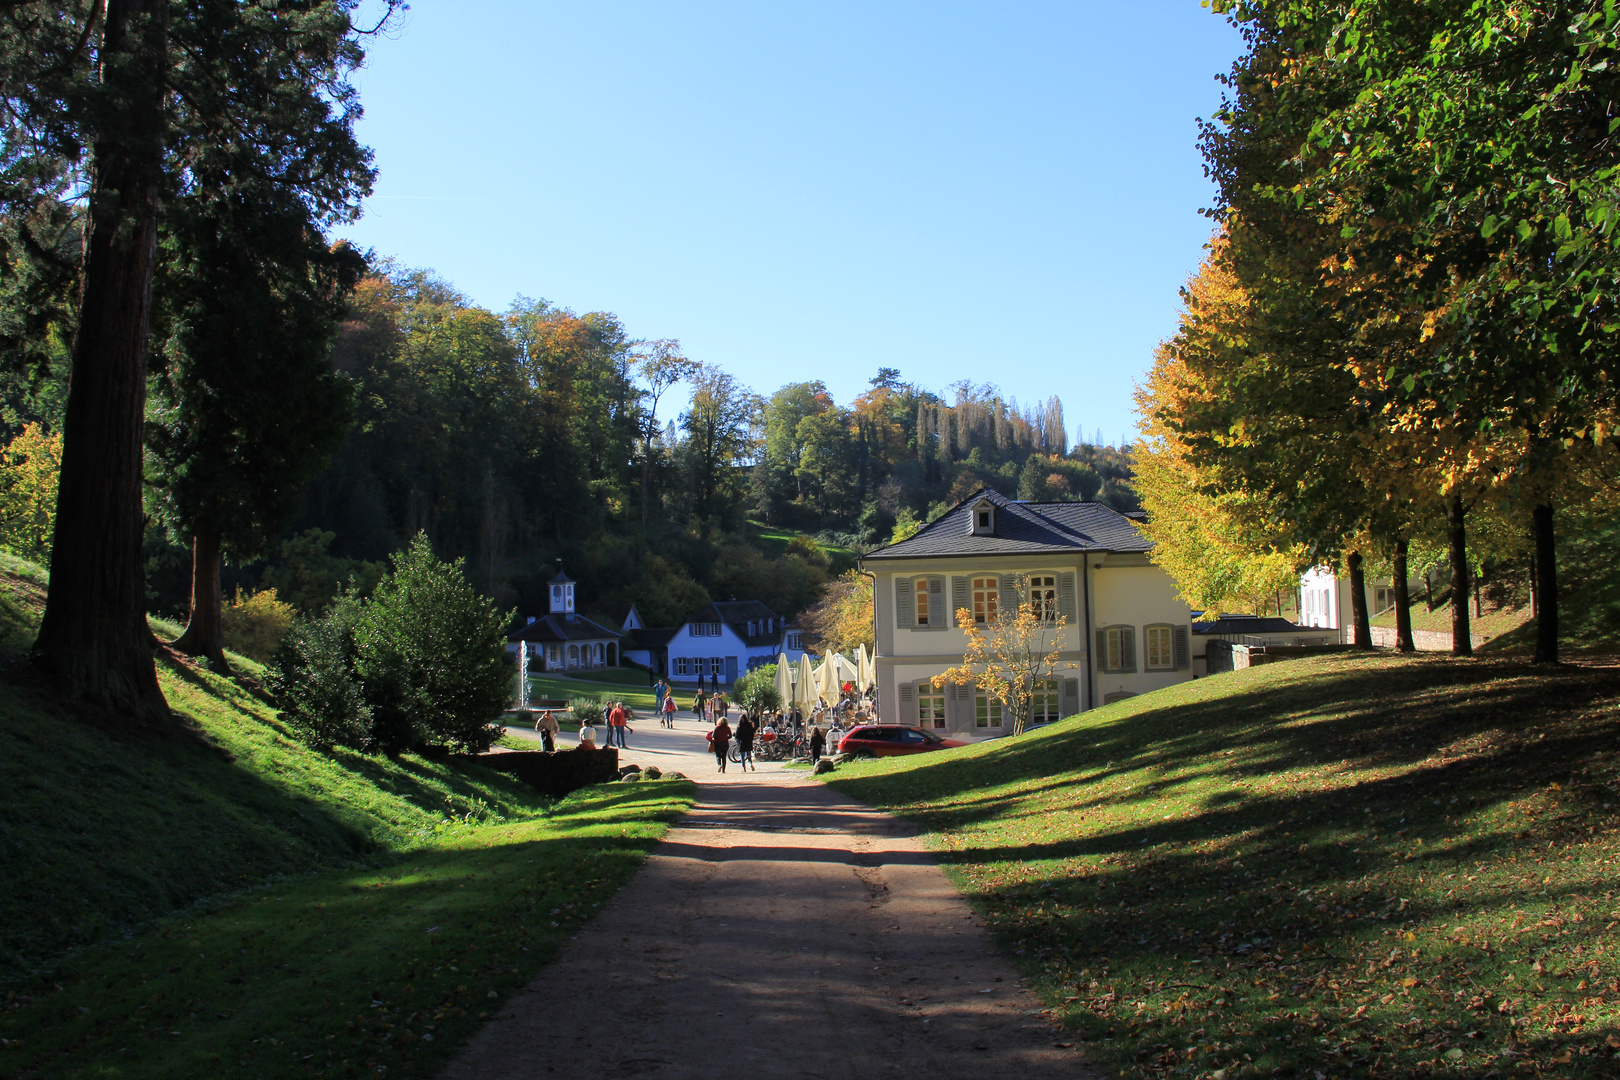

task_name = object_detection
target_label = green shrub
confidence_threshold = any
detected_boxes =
[270,534,514,755]
[733,663,782,713]
[568,695,609,726]
[268,593,370,751]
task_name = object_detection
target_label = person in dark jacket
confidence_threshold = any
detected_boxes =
[735,712,757,771]
[710,716,732,773]
[809,725,826,764]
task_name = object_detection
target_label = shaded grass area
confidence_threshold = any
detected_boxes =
[826,653,1620,1079]
[549,666,656,688]
[1492,510,1620,656]
[526,673,657,713]
[0,780,693,1079]
[1371,597,1530,640]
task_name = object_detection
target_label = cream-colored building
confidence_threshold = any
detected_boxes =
[859,490,1194,737]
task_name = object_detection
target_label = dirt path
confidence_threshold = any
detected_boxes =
[444,720,1093,1080]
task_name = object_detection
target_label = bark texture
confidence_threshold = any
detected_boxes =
[1392,536,1416,653]
[1533,501,1559,665]
[33,0,171,723]
[173,525,228,670]
[1346,550,1373,649]
[1446,495,1472,657]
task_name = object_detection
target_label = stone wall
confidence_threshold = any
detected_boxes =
[1368,626,1490,652]
[1205,640,1351,674]
[454,746,620,798]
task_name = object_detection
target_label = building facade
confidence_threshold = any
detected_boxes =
[662,601,809,686]
[860,490,1194,737]
[507,570,623,672]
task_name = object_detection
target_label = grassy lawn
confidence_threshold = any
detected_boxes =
[526,673,658,713]
[0,559,697,1077]
[825,653,1620,1079]
[548,666,656,688]
[1371,598,1531,641]
[0,780,692,1080]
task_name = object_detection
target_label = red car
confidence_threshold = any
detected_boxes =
[837,724,966,757]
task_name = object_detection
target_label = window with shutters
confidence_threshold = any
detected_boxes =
[1030,574,1058,623]
[917,685,946,729]
[708,656,723,676]
[1030,679,1061,724]
[975,693,1003,728]
[972,577,999,624]
[1097,625,1136,673]
[913,578,931,625]
[1144,624,1174,671]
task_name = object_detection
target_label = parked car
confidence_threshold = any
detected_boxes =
[837,724,966,758]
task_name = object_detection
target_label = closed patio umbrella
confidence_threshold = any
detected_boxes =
[774,653,793,710]
[796,653,818,710]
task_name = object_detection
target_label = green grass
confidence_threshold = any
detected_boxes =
[0,557,698,1077]
[0,780,693,1079]
[546,666,657,688]
[1491,511,1620,656]
[825,653,1620,1079]
[743,519,859,573]
[1371,597,1531,640]
[525,673,658,712]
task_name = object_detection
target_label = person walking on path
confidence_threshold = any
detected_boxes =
[692,688,708,725]
[607,702,630,748]
[735,712,756,771]
[710,715,731,772]
[810,725,826,764]
[660,692,677,727]
[534,709,559,753]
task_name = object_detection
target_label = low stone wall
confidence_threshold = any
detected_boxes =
[1206,640,1351,674]
[1368,626,1490,651]
[453,746,620,798]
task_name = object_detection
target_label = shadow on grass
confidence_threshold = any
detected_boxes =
[0,780,695,1080]
[827,653,1620,1078]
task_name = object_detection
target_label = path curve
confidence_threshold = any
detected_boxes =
[445,714,1094,1079]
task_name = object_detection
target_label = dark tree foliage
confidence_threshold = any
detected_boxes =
[3,0,394,719]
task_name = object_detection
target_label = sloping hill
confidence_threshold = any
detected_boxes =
[0,558,694,1079]
[0,560,553,978]
[827,653,1620,1079]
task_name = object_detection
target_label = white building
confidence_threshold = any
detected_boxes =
[662,600,809,686]
[1299,566,1403,643]
[507,570,623,671]
[859,489,1195,737]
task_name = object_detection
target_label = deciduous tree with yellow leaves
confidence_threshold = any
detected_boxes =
[932,574,1067,736]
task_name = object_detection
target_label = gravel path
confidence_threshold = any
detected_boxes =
[444,712,1094,1080]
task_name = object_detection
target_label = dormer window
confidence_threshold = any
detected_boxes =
[970,499,995,536]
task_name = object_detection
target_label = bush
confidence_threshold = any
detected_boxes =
[270,533,514,756]
[220,587,296,661]
[0,423,61,561]
[733,664,782,713]
[568,696,609,726]
[268,593,371,751]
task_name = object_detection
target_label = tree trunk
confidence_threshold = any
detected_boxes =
[1346,550,1373,649]
[1392,536,1415,653]
[33,0,171,724]
[1533,501,1559,665]
[1446,495,1472,656]
[173,524,228,670]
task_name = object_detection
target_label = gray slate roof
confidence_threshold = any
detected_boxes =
[509,612,623,644]
[1192,616,1311,635]
[689,601,784,648]
[861,489,1151,561]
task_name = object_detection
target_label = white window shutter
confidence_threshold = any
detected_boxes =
[899,682,913,703]
[1000,574,1017,616]
[1095,629,1108,671]
[1059,571,1076,622]
[951,576,968,622]
[1062,678,1079,716]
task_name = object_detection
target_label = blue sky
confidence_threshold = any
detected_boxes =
[337,2,1244,446]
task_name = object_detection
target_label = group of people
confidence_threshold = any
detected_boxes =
[535,700,633,750]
